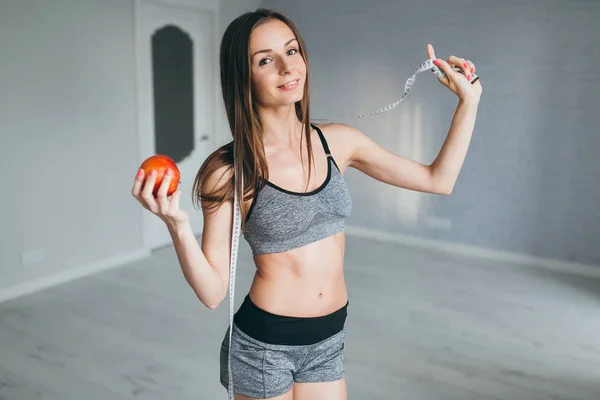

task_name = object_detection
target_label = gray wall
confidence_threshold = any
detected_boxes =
[1,0,599,300]
[262,0,600,267]
[0,0,260,298]
[0,0,142,295]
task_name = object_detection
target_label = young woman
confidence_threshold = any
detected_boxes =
[131,8,482,400]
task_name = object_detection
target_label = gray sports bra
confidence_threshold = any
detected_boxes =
[243,124,352,255]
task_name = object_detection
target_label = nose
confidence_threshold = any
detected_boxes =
[279,58,295,75]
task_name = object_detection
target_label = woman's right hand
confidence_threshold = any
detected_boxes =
[131,168,190,228]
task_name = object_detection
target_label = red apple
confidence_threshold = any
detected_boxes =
[139,155,180,196]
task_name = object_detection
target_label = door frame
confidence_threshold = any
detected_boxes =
[133,0,221,251]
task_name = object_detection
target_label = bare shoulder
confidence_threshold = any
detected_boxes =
[197,143,234,208]
[200,163,233,202]
[312,122,365,171]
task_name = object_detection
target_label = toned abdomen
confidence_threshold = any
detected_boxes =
[249,232,348,317]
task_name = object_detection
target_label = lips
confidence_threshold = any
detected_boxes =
[278,79,300,88]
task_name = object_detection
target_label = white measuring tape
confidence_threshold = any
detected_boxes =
[224,57,478,399]
[313,57,479,122]
[227,167,242,400]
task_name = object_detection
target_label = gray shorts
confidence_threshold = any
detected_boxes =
[220,323,347,398]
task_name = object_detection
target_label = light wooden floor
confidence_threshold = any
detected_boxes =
[1,234,600,400]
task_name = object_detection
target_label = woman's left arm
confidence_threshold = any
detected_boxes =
[345,44,482,195]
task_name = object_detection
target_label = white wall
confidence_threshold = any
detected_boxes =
[0,0,261,302]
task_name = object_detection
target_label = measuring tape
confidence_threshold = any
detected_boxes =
[224,57,478,399]
[227,167,242,400]
[313,57,479,122]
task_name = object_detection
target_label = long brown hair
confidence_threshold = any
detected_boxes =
[192,8,314,230]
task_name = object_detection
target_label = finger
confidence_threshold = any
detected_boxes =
[448,55,468,71]
[141,169,157,197]
[141,169,159,212]
[156,169,172,210]
[170,190,182,213]
[466,59,476,74]
[448,56,471,81]
[427,43,436,60]
[433,58,455,81]
[131,168,145,198]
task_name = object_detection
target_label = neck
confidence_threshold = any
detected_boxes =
[257,103,305,146]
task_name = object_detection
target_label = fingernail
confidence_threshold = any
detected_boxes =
[470,67,475,73]
[433,59,442,66]
[467,74,471,80]
[151,169,156,176]
[464,62,468,68]
[166,168,172,176]
[137,169,143,178]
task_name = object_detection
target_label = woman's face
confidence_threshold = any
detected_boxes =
[248,19,306,108]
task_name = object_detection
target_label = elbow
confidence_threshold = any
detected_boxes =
[202,298,221,310]
[187,274,227,310]
[434,184,453,195]
[441,187,453,195]
[199,291,226,310]
[428,169,453,195]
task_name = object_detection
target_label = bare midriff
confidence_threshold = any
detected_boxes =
[248,231,347,318]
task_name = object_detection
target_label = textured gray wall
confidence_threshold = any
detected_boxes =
[261,0,600,267]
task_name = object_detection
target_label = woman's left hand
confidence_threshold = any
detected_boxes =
[427,44,482,103]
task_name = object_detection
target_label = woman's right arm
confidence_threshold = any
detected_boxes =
[132,165,233,310]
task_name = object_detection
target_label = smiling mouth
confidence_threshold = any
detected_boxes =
[278,79,300,88]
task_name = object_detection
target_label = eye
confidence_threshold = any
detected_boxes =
[258,48,300,66]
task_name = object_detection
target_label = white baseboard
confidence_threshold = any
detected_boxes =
[345,225,600,279]
[2,228,598,305]
[0,248,151,304]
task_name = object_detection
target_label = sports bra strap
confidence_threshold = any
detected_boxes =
[312,124,331,156]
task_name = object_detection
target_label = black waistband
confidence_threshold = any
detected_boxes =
[233,294,348,346]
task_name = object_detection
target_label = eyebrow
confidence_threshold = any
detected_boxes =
[251,38,298,59]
